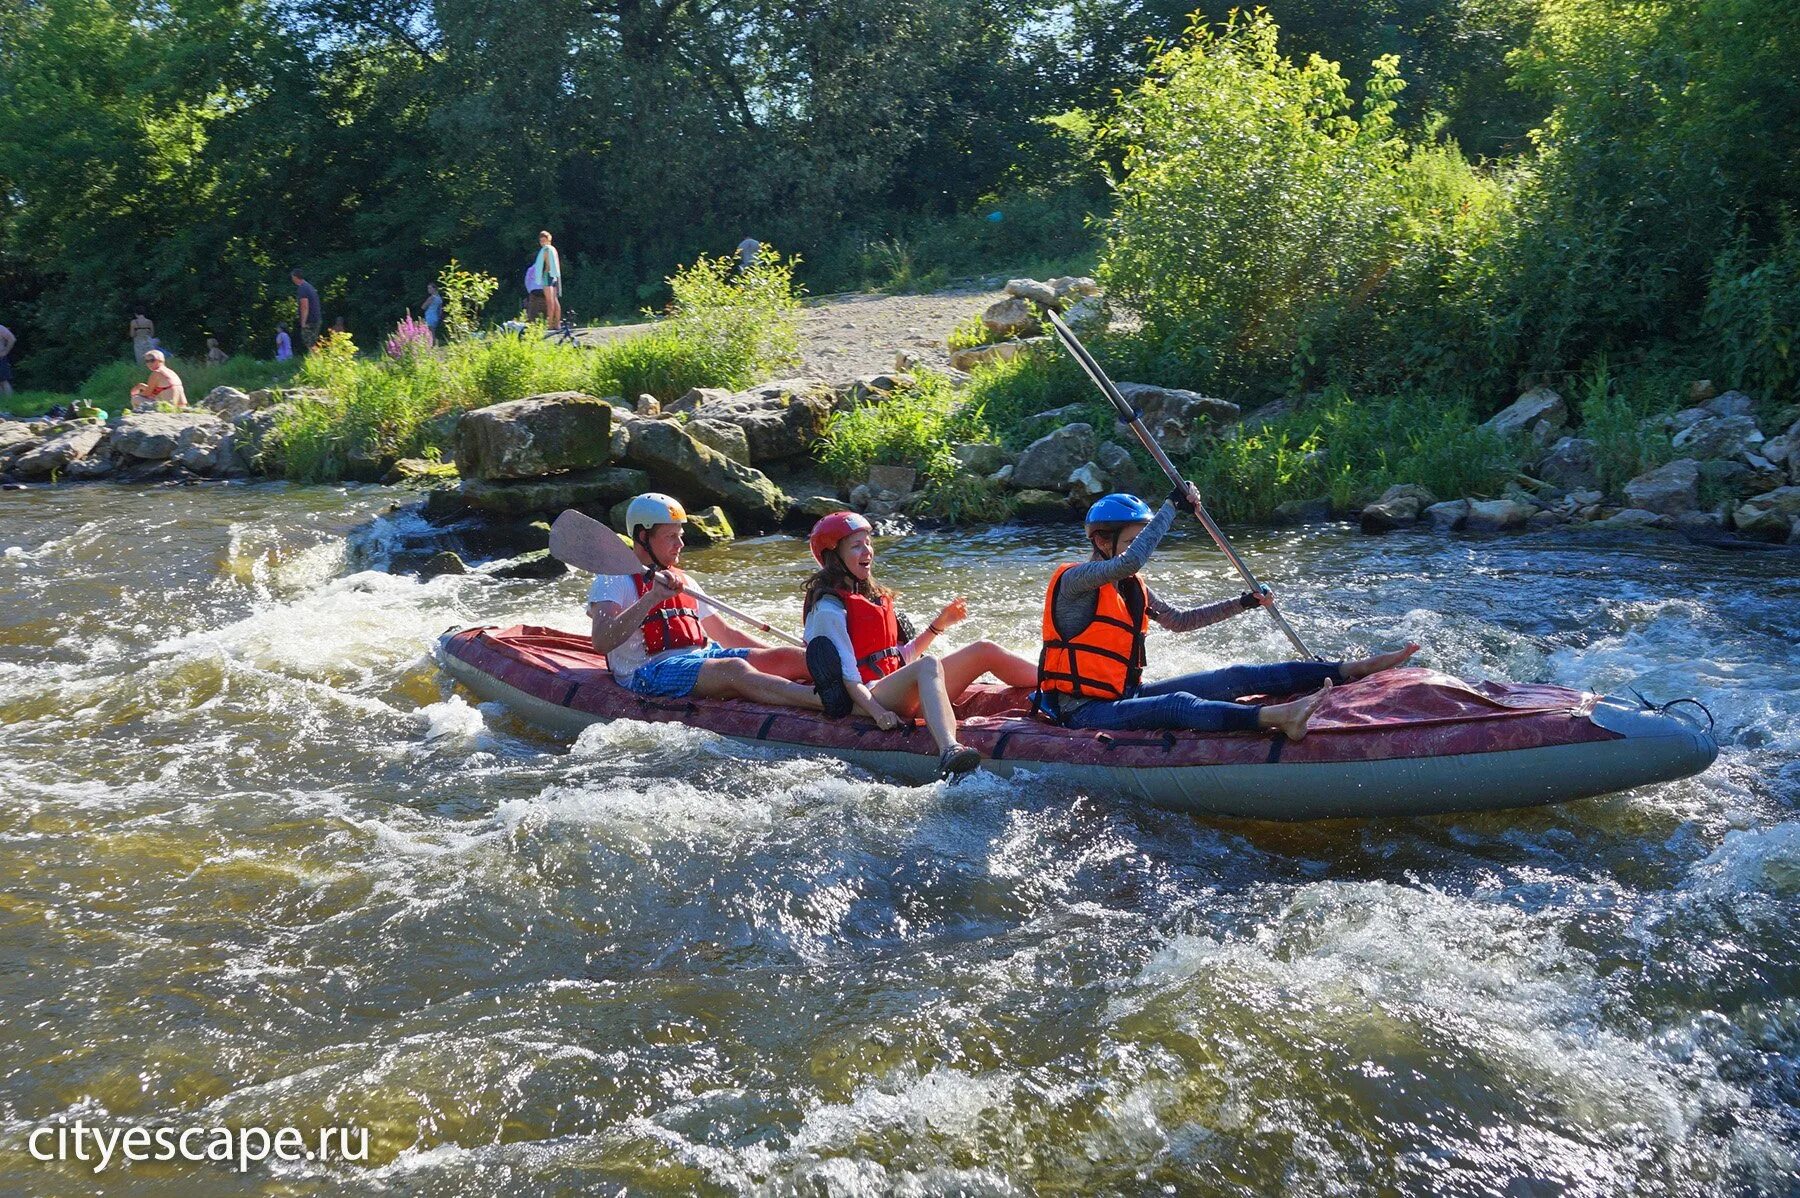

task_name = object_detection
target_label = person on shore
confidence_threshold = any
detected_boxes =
[129,312,155,362]
[275,324,292,361]
[588,493,822,709]
[534,231,562,329]
[0,322,14,396]
[803,512,1038,778]
[1032,491,1419,738]
[421,283,443,342]
[205,337,228,365]
[291,270,323,352]
[735,237,762,275]
[128,350,187,412]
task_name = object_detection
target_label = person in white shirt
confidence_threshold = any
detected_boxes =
[586,493,820,706]
[801,511,1036,777]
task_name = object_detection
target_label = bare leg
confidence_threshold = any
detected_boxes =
[937,640,1037,699]
[1342,642,1421,680]
[869,656,959,753]
[1256,680,1331,741]
[746,646,810,682]
[690,657,822,709]
[544,284,561,328]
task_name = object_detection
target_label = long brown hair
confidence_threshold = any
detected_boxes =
[803,549,894,617]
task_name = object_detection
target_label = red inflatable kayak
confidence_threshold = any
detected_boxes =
[436,625,1717,820]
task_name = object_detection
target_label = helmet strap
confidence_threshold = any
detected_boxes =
[635,527,667,573]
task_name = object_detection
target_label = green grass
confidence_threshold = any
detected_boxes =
[1,391,74,418]
[76,355,299,404]
[814,370,990,486]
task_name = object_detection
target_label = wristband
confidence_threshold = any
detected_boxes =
[1238,590,1260,610]
[926,622,944,635]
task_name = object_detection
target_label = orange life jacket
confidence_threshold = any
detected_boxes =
[633,572,708,655]
[838,589,904,682]
[1036,563,1148,704]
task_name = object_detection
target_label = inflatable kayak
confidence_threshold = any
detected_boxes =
[435,625,1718,821]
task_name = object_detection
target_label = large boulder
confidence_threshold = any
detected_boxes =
[952,442,1008,477]
[1670,412,1763,461]
[948,338,1042,373]
[0,424,40,461]
[460,466,651,517]
[1536,437,1599,492]
[624,419,788,531]
[1732,486,1800,541]
[1699,390,1755,420]
[1482,387,1567,443]
[200,386,252,420]
[683,377,835,465]
[1113,383,1240,456]
[1096,442,1143,495]
[1360,484,1439,533]
[454,393,614,481]
[683,505,735,547]
[686,419,751,463]
[172,420,229,474]
[1013,489,1074,522]
[1012,423,1099,490]
[11,423,108,480]
[112,411,227,461]
[1424,499,1470,532]
[1061,295,1106,332]
[1067,461,1108,500]
[982,296,1039,340]
[1623,458,1701,515]
[1463,498,1532,532]
[1048,276,1100,301]
[1004,278,1059,307]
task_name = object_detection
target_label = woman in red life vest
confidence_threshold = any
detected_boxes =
[802,512,1036,778]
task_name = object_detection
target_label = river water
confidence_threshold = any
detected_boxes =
[1,482,1797,1196]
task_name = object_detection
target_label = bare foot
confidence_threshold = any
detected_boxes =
[1260,679,1332,742]
[1342,642,1421,681]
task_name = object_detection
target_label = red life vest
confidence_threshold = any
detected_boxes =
[838,588,903,682]
[632,572,708,655]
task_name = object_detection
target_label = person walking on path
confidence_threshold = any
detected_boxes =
[275,324,292,361]
[1031,491,1419,738]
[128,350,187,412]
[0,323,15,396]
[128,313,155,362]
[735,237,762,275]
[421,283,443,342]
[205,337,228,365]
[291,270,323,352]
[534,231,562,329]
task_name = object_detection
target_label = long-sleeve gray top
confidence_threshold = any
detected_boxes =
[1047,501,1249,695]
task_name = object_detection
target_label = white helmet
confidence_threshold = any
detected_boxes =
[625,492,687,539]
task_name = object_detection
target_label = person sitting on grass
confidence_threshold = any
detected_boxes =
[802,512,1040,779]
[1032,490,1419,739]
[587,493,822,709]
[127,350,187,412]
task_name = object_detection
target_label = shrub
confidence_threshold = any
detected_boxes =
[815,371,988,484]
[1571,356,1678,495]
[438,260,499,343]
[654,250,802,390]
[1703,217,1800,409]
[960,347,1111,449]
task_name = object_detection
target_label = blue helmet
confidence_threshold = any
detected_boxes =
[1085,493,1153,528]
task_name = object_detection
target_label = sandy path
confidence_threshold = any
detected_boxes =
[577,282,1007,383]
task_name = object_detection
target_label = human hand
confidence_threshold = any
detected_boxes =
[646,569,684,603]
[935,597,968,630]
[869,706,902,731]
[1255,585,1274,607]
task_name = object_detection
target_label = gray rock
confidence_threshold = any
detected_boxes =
[1013,489,1073,522]
[1687,379,1717,404]
[1701,390,1755,419]
[1762,433,1793,469]
[1360,484,1439,533]
[684,505,735,547]
[952,442,1008,477]
[1062,295,1106,332]
[1018,403,1090,441]
[848,483,871,511]
[172,421,227,474]
[948,338,1042,373]
[1113,383,1240,456]
[459,466,651,517]
[1732,486,1800,541]
[666,386,733,416]
[1048,276,1100,300]
[489,549,568,580]
[686,419,750,463]
[1274,496,1334,525]
[867,464,917,496]
[988,464,1015,486]
[624,419,789,531]
[1526,509,1563,530]
[1067,461,1109,500]
[840,373,914,408]
[1004,278,1059,307]
[790,494,851,521]
[1536,436,1599,491]
[419,551,468,578]
[63,452,116,480]
[112,411,227,461]
[684,377,836,464]
[1595,508,1673,530]
[11,424,109,479]
[1482,387,1567,442]
[1670,412,1763,460]
[1463,498,1532,532]
[200,386,253,420]
[0,424,39,457]
[982,296,1039,340]
[635,394,660,417]
[1012,423,1098,490]
[1623,458,1701,515]
[454,393,613,481]
[383,458,460,487]
[1096,442,1142,495]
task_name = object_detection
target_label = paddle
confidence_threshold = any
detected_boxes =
[547,509,806,648]
[1044,309,1319,661]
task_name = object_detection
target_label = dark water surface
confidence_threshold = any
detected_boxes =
[1,483,1797,1196]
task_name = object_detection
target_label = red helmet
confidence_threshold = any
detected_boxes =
[809,511,872,565]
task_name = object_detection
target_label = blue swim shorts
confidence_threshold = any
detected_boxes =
[628,644,751,698]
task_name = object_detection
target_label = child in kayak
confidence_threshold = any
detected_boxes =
[1033,490,1419,739]
[804,512,1037,778]
[587,493,821,708]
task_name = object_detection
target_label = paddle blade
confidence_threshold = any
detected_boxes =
[548,509,640,575]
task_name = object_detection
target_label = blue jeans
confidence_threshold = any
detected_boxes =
[1055,660,1342,733]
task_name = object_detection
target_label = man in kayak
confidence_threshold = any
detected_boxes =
[802,511,1038,777]
[1033,491,1419,739]
[587,493,822,708]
